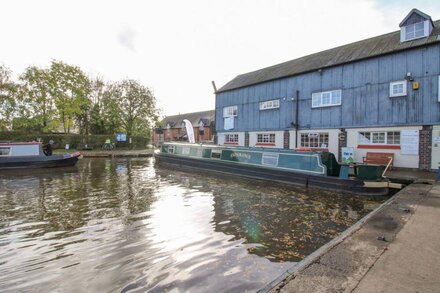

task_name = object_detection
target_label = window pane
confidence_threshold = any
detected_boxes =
[322,92,331,105]
[372,132,385,144]
[358,132,371,144]
[0,147,10,155]
[331,90,341,105]
[312,93,320,107]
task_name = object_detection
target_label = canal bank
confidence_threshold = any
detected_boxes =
[263,179,440,293]
[55,149,154,158]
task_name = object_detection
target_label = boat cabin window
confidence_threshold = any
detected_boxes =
[0,147,11,156]
[262,153,279,166]
[167,145,175,154]
[211,150,222,159]
[182,147,190,155]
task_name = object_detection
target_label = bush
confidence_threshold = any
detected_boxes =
[0,132,150,150]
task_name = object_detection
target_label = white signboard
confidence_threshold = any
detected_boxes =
[401,130,419,155]
[224,117,234,130]
[341,147,355,163]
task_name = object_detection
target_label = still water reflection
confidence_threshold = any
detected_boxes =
[0,158,385,292]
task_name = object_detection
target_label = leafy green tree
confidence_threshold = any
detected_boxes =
[89,77,106,134]
[0,64,17,130]
[18,66,57,132]
[104,80,157,136]
[48,61,91,133]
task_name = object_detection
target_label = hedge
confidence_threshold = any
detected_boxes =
[0,132,150,150]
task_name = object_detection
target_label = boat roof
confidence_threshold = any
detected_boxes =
[0,142,41,146]
[162,142,323,154]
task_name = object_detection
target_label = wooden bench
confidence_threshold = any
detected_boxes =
[363,152,394,168]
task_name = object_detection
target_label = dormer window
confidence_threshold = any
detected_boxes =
[405,22,425,40]
[399,9,433,42]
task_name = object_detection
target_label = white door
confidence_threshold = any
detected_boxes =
[431,126,440,170]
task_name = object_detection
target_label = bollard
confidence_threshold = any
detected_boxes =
[438,164,440,181]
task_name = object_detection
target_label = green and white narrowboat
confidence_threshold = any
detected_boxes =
[154,142,391,196]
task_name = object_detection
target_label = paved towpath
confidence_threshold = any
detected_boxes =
[265,181,440,293]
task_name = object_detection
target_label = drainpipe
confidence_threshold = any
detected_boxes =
[295,90,299,148]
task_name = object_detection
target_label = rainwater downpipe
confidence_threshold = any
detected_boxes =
[295,90,299,148]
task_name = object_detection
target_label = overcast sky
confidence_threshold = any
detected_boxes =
[1,0,439,117]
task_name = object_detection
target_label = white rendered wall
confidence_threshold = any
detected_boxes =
[346,126,421,168]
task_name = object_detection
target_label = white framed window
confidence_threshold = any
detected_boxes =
[405,22,425,41]
[0,147,11,156]
[262,153,279,166]
[389,80,407,97]
[223,105,238,117]
[257,133,276,144]
[358,131,400,145]
[312,89,342,108]
[259,99,280,110]
[182,147,190,155]
[300,132,329,148]
[211,150,222,159]
[225,134,239,143]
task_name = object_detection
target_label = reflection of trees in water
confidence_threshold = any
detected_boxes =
[154,168,384,263]
[0,159,161,240]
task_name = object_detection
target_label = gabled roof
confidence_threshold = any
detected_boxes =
[161,110,215,128]
[399,8,433,27]
[217,19,440,94]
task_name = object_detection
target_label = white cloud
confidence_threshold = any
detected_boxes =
[0,0,438,116]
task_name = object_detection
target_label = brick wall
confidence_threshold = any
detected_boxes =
[283,131,290,149]
[338,130,347,162]
[419,125,432,170]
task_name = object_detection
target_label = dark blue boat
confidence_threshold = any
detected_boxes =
[154,142,391,196]
[0,142,81,170]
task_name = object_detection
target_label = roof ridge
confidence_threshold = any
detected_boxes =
[218,18,440,93]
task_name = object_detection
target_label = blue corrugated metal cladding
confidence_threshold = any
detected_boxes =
[216,45,440,132]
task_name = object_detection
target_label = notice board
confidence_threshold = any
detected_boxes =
[401,130,419,155]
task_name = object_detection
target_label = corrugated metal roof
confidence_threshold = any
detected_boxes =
[160,110,215,128]
[217,19,440,93]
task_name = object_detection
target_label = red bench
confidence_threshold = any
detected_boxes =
[363,152,394,168]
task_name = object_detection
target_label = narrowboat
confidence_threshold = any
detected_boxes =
[0,142,81,170]
[154,142,392,196]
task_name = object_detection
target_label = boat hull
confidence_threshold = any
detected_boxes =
[154,152,389,196]
[0,153,80,170]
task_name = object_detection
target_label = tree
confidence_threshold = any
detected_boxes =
[48,61,91,133]
[0,64,17,130]
[18,66,56,132]
[89,77,106,134]
[107,80,158,136]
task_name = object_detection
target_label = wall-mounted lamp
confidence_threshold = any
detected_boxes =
[406,72,414,82]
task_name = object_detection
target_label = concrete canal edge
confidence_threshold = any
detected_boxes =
[260,179,439,293]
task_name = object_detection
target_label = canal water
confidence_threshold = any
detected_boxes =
[0,158,386,292]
